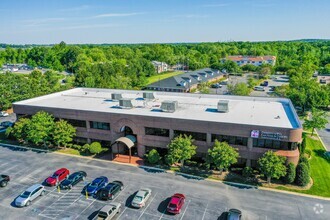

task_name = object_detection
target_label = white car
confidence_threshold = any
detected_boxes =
[131,188,152,208]
[0,111,9,117]
[96,202,121,220]
[15,184,45,207]
[254,86,265,91]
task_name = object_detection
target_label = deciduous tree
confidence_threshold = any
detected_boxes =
[166,135,197,166]
[258,151,287,184]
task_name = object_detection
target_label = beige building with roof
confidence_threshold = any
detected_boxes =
[223,55,276,66]
[13,88,302,166]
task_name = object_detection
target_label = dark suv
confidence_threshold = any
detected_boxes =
[0,175,10,187]
[97,181,124,200]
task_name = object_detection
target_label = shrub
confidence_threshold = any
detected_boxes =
[299,138,306,154]
[81,144,90,152]
[88,142,102,154]
[284,163,296,184]
[295,163,310,186]
[299,156,310,171]
[72,144,82,150]
[242,166,254,178]
[146,149,161,164]
[304,149,312,158]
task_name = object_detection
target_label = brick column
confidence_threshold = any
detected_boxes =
[247,137,253,150]
[206,133,212,145]
[169,129,174,140]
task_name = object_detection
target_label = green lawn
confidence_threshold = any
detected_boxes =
[146,71,183,85]
[57,148,81,156]
[276,135,330,197]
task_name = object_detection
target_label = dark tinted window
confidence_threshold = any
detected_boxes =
[90,121,110,130]
[66,119,86,128]
[174,130,206,141]
[145,127,169,137]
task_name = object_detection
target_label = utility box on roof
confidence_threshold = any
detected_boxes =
[143,92,155,100]
[111,93,122,100]
[161,100,178,113]
[217,100,229,112]
[119,98,133,109]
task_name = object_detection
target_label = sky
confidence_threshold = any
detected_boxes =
[0,0,330,44]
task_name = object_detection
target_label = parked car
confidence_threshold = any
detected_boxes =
[254,86,265,91]
[220,80,228,85]
[0,111,9,117]
[268,86,276,91]
[84,176,108,196]
[211,83,222,88]
[260,81,269,86]
[227,208,242,220]
[45,168,70,186]
[0,121,14,128]
[131,188,152,208]
[0,174,10,187]
[320,79,327,84]
[167,193,186,214]
[60,171,87,189]
[15,184,45,207]
[97,181,124,200]
[95,202,121,220]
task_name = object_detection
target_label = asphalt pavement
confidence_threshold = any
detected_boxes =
[0,145,329,220]
[317,115,330,151]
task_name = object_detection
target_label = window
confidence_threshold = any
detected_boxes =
[66,119,86,128]
[90,121,110,130]
[253,139,289,150]
[174,130,206,141]
[211,134,248,146]
[145,127,169,137]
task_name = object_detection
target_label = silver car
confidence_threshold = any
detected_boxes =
[227,208,242,220]
[96,202,121,220]
[131,188,152,208]
[15,184,45,207]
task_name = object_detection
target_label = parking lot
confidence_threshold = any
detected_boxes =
[0,145,329,220]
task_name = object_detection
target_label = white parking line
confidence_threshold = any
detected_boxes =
[117,207,127,219]
[137,193,158,220]
[1,164,20,173]
[201,203,209,220]
[180,200,191,220]
[74,198,95,220]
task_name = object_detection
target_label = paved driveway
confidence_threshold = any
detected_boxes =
[317,115,330,151]
[0,145,329,220]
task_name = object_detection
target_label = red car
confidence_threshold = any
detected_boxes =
[45,168,70,186]
[167,193,186,214]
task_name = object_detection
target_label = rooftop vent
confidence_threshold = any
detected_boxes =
[119,98,133,109]
[217,100,229,113]
[161,100,178,113]
[143,92,155,100]
[111,93,122,100]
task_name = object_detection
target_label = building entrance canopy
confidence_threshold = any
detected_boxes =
[114,135,136,148]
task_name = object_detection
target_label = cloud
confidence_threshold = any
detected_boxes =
[22,17,66,27]
[93,12,143,18]
[59,5,91,12]
[202,3,229,7]
[174,14,209,19]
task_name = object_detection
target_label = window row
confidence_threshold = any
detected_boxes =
[253,138,283,149]
[90,121,110,130]
[145,127,169,137]
[174,130,207,141]
[211,134,248,146]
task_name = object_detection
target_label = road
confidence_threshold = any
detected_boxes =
[317,115,330,151]
[0,145,329,220]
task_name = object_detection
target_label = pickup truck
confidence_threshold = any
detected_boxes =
[0,175,10,187]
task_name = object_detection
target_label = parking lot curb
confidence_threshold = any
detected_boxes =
[315,130,328,151]
[1,143,329,201]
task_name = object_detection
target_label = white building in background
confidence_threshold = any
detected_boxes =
[152,61,168,73]
[223,55,277,67]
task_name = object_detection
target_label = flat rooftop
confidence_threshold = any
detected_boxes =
[14,88,301,129]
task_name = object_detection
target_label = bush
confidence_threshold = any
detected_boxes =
[284,163,296,184]
[295,163,310,186]
[71,144,81,150]
[88,142,102,154]
[81,144,90,152]
[299,156,310,171]
[146,149,161,164]
[299,138,306,154]
[242,166,254,178]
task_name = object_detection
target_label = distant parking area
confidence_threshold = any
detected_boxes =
[0,146,329,220]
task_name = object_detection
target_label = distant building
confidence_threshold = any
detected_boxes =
[152,61,168,73]
[145,68,224,93]
[223,56,276,66]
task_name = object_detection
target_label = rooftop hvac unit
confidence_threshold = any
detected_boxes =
[143,92,155,100]
[111,93,122,100]
[119,98,133,109]
[161,100,178,113]
[217,100,229,113]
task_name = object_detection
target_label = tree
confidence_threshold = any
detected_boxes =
[26,111,55,147]
[7,118,31,142]
[299,137,306,154]
[299,156,310,171]
[258,65,272,78]
[258,151,287,183]
[207,140,239,172]
[53,120,76,148]
[227,82,250,96]
[146,149,161,164]
[284,163,296,184]
[295,163,310,186]
[88,142,102,154]
[166,135,197,166]
[303,108,328,135]
[222,60,240,73]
